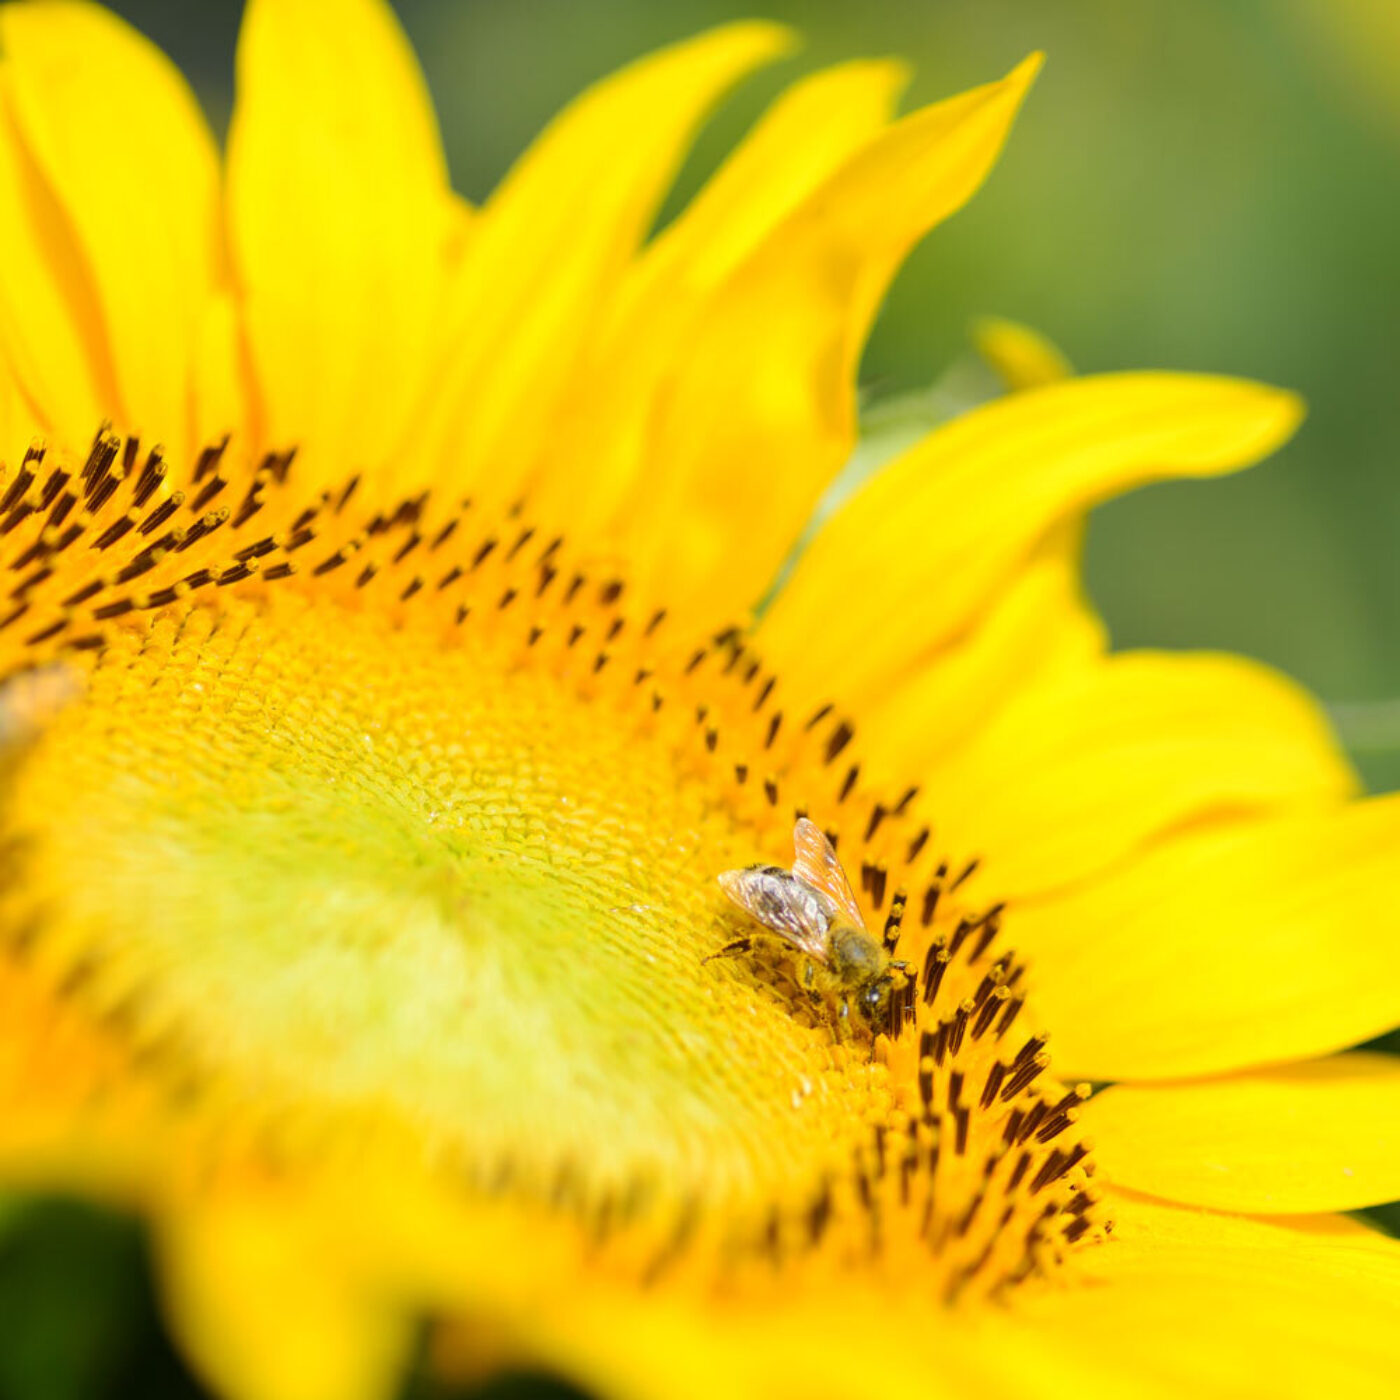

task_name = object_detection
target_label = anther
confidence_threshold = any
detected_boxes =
[335,475,360,513]
[192,439,227,482]
[882,892,906,951]
[971,985,1009,1039]
[950,858,981,890]
[838,763,860,801]
[868,863,888,909]
[130,454,167,509]
[1000,1051,1051,1102]
[189,474,228,513]
[995,996,1025,1039]
[37,468,70,512]
[922,943,950,1006]
[921,883,941,927]
[824,719,854,763]
[137,493,183,536]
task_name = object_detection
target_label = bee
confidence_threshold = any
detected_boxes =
[712,818,912,1040]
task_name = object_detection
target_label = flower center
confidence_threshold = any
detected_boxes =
[0,430,1108,1299]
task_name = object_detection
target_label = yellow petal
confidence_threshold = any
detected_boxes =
[652,59,910,293]
[1010,793,1400,1080]
[759,372,1303,715]
[0,353,36,450]
[531,56,909,538]
[972,315,1072,389]
[860,518,1102,786]
[413,22,794,510]
[624,55,1043,628]
[1013,1194,1400,1400]
[227,0,453,491]
[192,290,250,454]
[452,1290,991,1400]
[922,649,1356,898]
[0,0,220,461]
[429,1194,1400,1400]
[0,956,162,1204]
[156,1190,413,1400]
[1085,1053,1400,1213]
[0,72,114,444]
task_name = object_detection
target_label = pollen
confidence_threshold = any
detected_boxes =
[0,430,1108,1302]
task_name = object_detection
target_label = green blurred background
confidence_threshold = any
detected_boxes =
[2,1,1397,1397]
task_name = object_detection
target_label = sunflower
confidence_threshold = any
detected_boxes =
[0,2,1397,1399]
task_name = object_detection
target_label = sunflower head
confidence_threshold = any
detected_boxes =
[0,5,1396,1400]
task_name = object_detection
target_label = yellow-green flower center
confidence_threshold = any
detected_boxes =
[0,430,1108,1298]
[14,592,879,1212]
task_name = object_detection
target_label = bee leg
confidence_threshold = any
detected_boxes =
[833,996,852,1045]
[802,958,817,990]
[702,936,752,964]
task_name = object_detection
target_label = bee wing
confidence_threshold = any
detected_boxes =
[717,866,834,963]
[791,818,865,930]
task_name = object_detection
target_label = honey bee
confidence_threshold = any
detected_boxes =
[712,818,912,1040]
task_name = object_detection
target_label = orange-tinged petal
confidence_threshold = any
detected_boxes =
[227,0,452,493]
[622,55,1043,629]
[532,57,909,538]
[413,22,794,511]
[759,372,1303,715]
[0,1,220,462]
[1010,793,1400,1080]
[1085,1053,1400,1212]
[923,650,1356,899]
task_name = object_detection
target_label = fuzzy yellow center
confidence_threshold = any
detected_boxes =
[11,592,874,1212]
[0,431,1107,1299]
